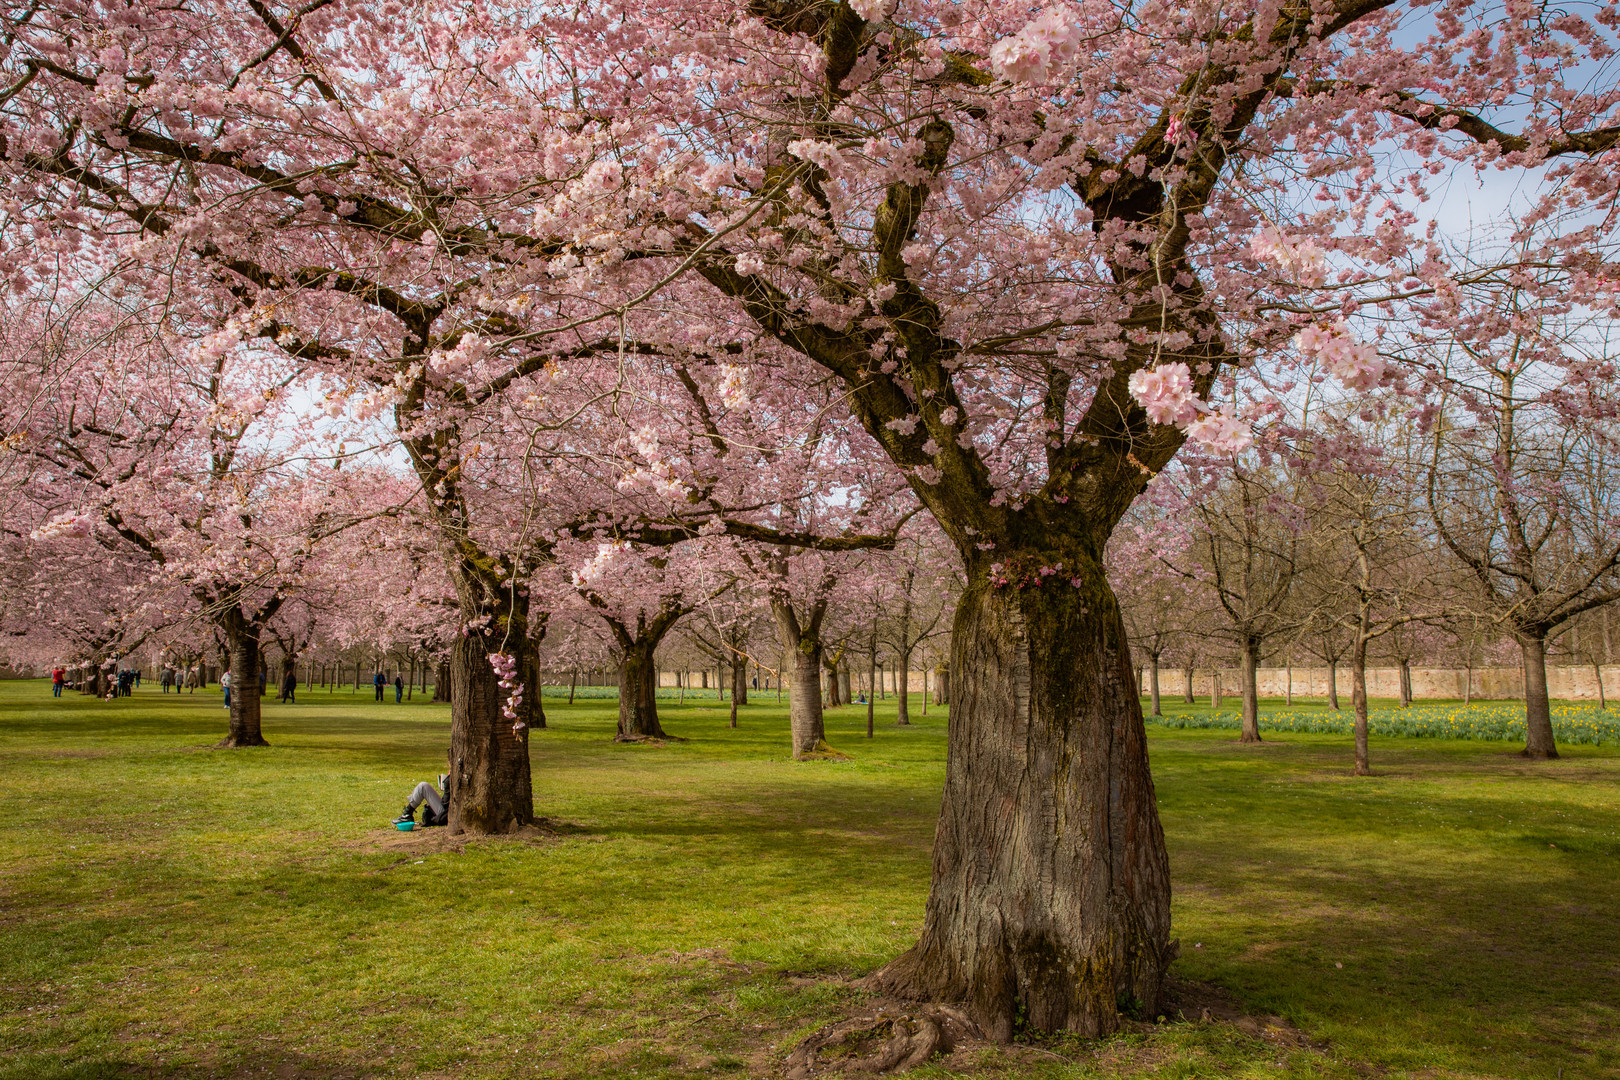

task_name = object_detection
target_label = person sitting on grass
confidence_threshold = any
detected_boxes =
[394,775,449,827]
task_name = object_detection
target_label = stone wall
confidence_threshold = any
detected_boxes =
[1140,664,1620,702]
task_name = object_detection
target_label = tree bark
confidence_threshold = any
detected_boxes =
[1147,653,1161,717]
[219,620,269,748]
[896,647,913,725]
[1351,637,1371,776]
[1519,634,1559,759]
[447,629,533,834]
[790,643,833,756]
[1182,661,1194,704]
[731,646,749,707]
[1463,663,1472,706]
[1239,638,1261,743]
[867,616,879,739]
[867,559,1172,1040]
[1327,658,1340,710]
[433,658,452,702]
[824,657,843,707]
[1399,658,1413,708]
[618,639,668,739]
[1211,669,1222,710]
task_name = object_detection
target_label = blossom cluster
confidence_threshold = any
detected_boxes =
[488,651,526,734]
[1249,226,1328,286]
[572,541,627,588]
[989,7,1084,85]
[615,426,689,499]
[1295,321,1386,391]
[1126,363,1254,454]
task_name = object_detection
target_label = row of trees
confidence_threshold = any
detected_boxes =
[3,0,1618,1044]
[1117,339,1620,772]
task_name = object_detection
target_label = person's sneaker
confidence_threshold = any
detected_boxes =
[393,805,415,824]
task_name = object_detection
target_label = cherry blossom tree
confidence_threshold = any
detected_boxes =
[9,0,1620,1041]
[1423,288,1620,758]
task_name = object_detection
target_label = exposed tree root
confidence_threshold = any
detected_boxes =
[612,733,688,744]
[216,735,269,748]
[783,1006,976,1077]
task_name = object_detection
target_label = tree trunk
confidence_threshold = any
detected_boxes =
[1327,658,1340,710]
[1182,661,1194,704]
[1239,638,1261,743]
[447,630,534,834]
[1519,634,1559,759]
[896,648,912,725]
[1284,656,1293,706]
[1148,653,1161,717]
[433,658,452,702]
[868,560,1172,1039]
[1211,669,1222,710]
[1351,638,1370,776]
[922,666,929,716]
[220,623,269,748]
[1399,659,1413,708]
[617,640,668,739]
[1594,660,1606,710]
[522,639,546,730]
[867,617,879,739]
[824,660,843,707]
[782,644,828,756]
[732,650,749,706]
[1463,663,1472,706]
[279,651,297,702]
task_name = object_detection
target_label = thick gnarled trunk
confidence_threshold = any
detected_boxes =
[618,640,668,739]
[790,643,832,757]
[220,630,268,748]
[447,630,533,834]
[869,558,1172,1040]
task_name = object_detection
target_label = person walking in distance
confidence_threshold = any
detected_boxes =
[52,666,65,697]
[373,669,386,702]
[393,672,404,703]
[280,669,297,704]
[221,668,232,709]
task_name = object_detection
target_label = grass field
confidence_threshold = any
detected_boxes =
[2,681,1617,1079]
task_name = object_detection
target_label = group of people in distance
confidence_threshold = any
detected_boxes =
[158,666,205,693]
[47,659,431,826]
[372,670,406,702]
[48,663,412,705]
[49,664,142,698]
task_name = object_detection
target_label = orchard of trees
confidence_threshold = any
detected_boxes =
[2,0,1618,1048]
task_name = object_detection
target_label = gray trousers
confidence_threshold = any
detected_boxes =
[407,782,444,816]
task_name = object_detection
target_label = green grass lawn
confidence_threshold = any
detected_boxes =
[1,681,1616,1079]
